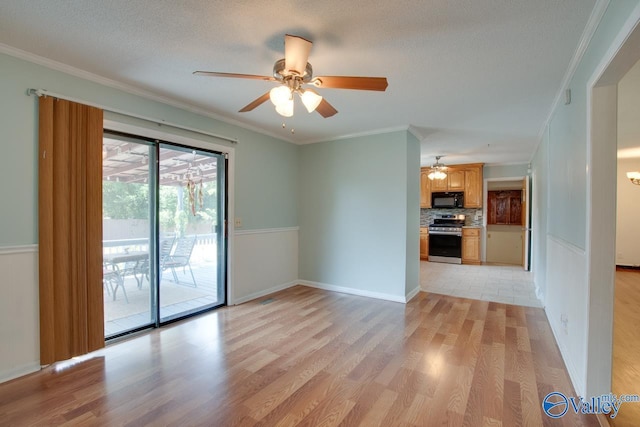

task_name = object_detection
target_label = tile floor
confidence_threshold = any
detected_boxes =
[420,260,543,308]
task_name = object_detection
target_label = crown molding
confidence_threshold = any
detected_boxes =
[302,125,410,145]
[0,43,296,144]
[484,161,530,167]
[407,125,426,141]
[532,0,611,161]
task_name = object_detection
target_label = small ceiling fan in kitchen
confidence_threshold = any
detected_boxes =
[193,34,388,118]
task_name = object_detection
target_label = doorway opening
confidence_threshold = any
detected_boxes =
[612,40,640,427]
[482,176,531,270]
[586,7,640,425]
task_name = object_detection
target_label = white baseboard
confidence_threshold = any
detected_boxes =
[405,286,421,303]
[299,280,409,303]
[231,281,298,305]
[233,279,422,306]
[0,362,40,384]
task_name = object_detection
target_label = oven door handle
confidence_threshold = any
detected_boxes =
[428,231,462,236]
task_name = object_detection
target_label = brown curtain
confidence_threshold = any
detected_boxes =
[38,97,104,365]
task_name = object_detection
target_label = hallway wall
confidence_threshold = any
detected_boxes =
[530,0,640,396]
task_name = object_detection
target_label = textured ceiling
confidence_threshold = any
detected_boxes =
[0,0,597,165]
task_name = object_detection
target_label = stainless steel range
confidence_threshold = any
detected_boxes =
[428,214,465,264]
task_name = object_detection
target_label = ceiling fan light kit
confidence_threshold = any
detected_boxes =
[268,75,323,116]
[428,156,448,180]
[194,34,388,120]
[275,99,294,117]
[269,85,292,107]
[300,89,323,113]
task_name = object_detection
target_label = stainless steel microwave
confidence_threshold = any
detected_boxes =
[431,192,464,208]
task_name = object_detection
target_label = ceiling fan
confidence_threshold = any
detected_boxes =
[193,34,388,118]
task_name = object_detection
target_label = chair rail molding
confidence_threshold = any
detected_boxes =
[0,244,38,255]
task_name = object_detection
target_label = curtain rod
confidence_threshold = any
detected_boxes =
[27,88,238,144]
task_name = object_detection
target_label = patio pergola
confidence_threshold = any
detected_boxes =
[103,135,218,186]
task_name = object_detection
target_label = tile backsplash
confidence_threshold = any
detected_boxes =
[420,208,483,227]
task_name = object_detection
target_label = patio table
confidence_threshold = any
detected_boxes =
[104,251,149,300]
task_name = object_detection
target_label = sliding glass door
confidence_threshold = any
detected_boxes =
[102,134,155,337]
[158,144,226,322]
[102,131,226,338]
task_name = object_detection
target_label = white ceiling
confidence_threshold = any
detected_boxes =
[0,0,597,165]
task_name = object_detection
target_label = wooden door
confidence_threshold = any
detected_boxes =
[487,190,522,225]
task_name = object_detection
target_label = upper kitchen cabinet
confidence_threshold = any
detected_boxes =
[422,167,463,192]
[447,170,465,191]
[421,163,483,208]
[430,173,448,192]
[463,164,483,208]
[420,169,431,208]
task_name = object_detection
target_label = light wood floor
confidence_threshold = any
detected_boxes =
[611,269,640,427]
[0,286,598,426]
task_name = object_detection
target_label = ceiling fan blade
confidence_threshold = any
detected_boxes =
[312,76,388,91]
[239,92,271,112]
[193,71,276,81]
[315,98,338,118]
[284,34,312,75]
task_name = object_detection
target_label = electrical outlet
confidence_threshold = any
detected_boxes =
[560,314,569,334]
[234,218,242,228]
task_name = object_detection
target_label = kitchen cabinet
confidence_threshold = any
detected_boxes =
[421,163,483,209]
[448,170,465,191]
[423,167,463,192]
[462,228,481,264]
[487,190,522,225]
[430,173,448,192]
[420,228,429,260]
[420,169,431,208]
[464,165,483,208]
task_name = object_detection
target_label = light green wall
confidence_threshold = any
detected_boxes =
[405,132,420,296]
[484,163,529,179]
[298,130,417,298]
[0,52,298,246]
[530,0,640,397]
[545,0,640,249]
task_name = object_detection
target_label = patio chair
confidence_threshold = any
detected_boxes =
[159,236,175,267]
[103,263,128,303]
[162,235,197,287]
[129,236,175,288]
